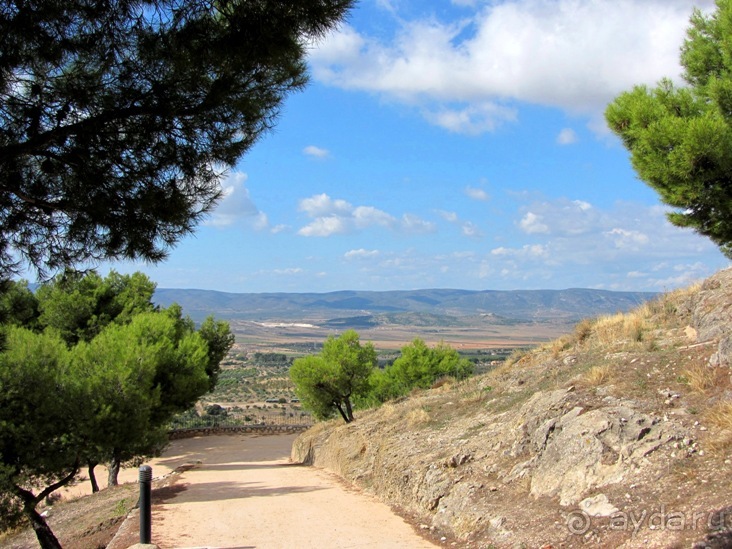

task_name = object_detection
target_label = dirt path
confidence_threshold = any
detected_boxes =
[113,434,438,549]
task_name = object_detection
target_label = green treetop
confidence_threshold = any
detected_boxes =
[606,0,732,258]
[290,330,377,423]
[0,0,354,278]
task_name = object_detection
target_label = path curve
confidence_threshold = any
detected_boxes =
[120,434,438,549]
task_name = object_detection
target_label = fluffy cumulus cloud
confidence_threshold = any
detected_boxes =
[297,193,432,236]
[309,0,715,133]
[605,228,650,250]
[206,171,270,229]
[518,199,595,236]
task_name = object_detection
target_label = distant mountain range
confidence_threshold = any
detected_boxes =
[153,287,657,324]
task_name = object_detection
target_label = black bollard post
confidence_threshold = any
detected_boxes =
[139,465,152,544]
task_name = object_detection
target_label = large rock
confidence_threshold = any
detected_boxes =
[690,268,732,366]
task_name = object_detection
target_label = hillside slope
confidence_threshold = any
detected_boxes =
[292,269,732,548]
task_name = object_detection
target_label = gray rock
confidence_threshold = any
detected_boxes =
[579,494,620,517]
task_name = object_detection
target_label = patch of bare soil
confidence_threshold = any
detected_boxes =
[0,483,138,549]
[0,452,206,549]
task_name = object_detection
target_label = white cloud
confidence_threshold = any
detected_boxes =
[273,268,304,276]
[401,213,437,234]
[297,193,431,237]
[299,193,352,217]
[207,171,269,230]
[482,196,728,290]
[519,212,549,234]
[491,244,548,259]
[309,0,716,133]
[438,209,483,238]
[303,145,330,158]
[605,228,650,250]
[345,248,380,259]
[557,128,578,145]
[461,221,483,238]
[353,205,395,228]
[437,210,459,223]
[519,199,596,236]
[298,216,349,237]
[423,102,518,134]
[465,186,489,201]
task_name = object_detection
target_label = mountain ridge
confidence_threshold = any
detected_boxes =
[153,286,657,323]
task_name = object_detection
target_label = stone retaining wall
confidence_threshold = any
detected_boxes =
[169,424,312,439]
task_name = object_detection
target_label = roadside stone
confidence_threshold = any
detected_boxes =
[579,494,619,517]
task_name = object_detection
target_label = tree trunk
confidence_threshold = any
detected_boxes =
[26,506,63,549]
[88,461,99,493]
[344,398,354,422]
[13,467,78,549]
[108,451,121,487]
[334,402,351,423]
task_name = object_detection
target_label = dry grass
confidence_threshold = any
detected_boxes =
[684,363,720,394]
[703,402,732,454]
[705,401,732,429]
[431,377,455,391]
[406,407,431,426]
[591,311,647,348]
[573,318,594,344]
[563,285,701,355]
[582,364,614,386]
[538,334,575,358]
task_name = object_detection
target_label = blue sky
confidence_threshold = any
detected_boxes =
[105,0,728,293]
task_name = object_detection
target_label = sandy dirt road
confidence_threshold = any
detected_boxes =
[120,433,438,549]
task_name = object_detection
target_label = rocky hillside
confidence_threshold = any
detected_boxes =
[292,269,732,548]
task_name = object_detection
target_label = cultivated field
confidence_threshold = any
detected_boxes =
[227,316,572,353]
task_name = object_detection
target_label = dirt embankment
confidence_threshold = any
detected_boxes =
[293,268,732,548]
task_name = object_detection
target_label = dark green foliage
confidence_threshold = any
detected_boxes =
[366,339,474,404]
[0,279,38,328]
[606,0,732,258]
[0,327,82,547]
[0,270,232,548]
[290,330,376,423]
[0,0,354,278]
[197,316,235,390]
[205,404,228,417]
[35,270,155,344]
[252,352,291,365]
